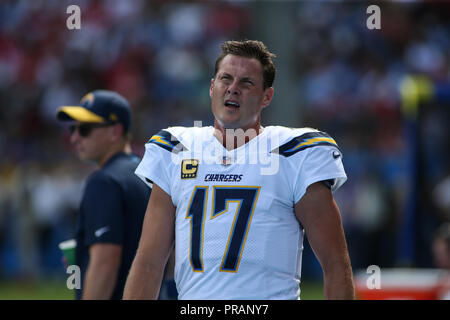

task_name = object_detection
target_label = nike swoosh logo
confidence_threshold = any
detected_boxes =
[95,226,110,238]
[333,151,341,159]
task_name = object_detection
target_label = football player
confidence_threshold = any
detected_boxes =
[124,40,354,300]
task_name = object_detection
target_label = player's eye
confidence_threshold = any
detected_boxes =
[220,74,232,82]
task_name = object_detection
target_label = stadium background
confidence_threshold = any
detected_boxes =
[0,0,449,299]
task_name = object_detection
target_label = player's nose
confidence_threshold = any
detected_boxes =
[226,80,240,96]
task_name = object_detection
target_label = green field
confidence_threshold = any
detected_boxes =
[0,279,323,300]
[300,281,324,300]
[0,279,74,300]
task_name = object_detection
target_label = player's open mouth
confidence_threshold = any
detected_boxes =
[224,100,240,108]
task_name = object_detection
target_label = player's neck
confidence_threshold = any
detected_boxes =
[213,120,264,151]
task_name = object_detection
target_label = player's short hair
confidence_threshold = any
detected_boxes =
[214,40,276,90]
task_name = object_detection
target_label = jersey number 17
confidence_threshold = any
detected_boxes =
[186,186,261,273]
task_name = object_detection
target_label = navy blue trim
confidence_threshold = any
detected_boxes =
[148,130,187,153]
[272,131,340,157]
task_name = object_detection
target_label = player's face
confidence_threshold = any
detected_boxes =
[210,54,274,131]
[70,122,113,164]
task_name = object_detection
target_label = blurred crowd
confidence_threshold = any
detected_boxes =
[0,0,449,282]
[294,2,450,273]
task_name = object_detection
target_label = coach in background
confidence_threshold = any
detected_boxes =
[56,90,150,299]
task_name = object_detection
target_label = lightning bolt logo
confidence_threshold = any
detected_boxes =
[149,135,174,148]
[286,137,337,153]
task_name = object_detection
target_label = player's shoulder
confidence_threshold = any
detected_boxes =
[266,125,319,141]
[146,126,213,153]
[266,125,340,157]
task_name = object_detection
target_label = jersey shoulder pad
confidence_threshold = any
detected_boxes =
[273,129,339,157]
[147,129,188,154]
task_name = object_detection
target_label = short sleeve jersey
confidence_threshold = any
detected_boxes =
[135,126,346,299]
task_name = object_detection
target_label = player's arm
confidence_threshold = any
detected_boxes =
[123,183,175,299]
[295,181,355,300]
[82,243,122,299]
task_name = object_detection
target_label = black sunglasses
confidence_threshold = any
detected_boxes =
[69,122,115,137]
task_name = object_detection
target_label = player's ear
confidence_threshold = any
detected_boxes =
[209,78,215,98]
[262,87,274,109]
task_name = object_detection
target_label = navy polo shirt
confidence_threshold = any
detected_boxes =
[74,152,150,300]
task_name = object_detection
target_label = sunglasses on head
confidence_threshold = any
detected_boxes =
[69,122,116,137]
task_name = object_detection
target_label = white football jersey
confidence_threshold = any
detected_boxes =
[135,125,347,300]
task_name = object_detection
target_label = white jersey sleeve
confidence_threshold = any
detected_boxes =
[293,145,347,203]
[135,128,187,196]
[274,128,347,204]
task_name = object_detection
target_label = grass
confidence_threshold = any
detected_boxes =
[301,281,324,300]
[0,279,323,300]
[0,279,74,300]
